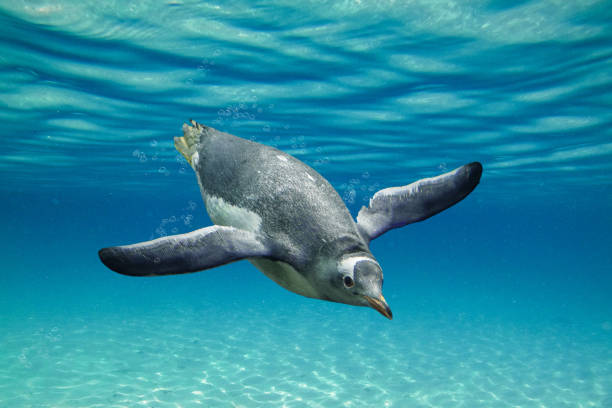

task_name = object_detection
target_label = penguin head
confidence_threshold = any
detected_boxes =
[328,254,392,319]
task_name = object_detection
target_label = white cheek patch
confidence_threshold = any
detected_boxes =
[338,256,378,278]
[204,193,262,233]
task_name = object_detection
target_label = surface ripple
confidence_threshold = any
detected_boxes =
[0,1,610,202]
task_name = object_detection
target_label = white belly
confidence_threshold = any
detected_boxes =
[249,258,319,299]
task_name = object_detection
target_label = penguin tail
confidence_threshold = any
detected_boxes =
[174,119,202,169]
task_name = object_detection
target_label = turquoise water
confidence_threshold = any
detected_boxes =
[1,1,611,406]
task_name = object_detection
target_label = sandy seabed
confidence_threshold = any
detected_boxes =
[1,299,610,408]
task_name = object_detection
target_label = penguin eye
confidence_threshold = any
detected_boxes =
[343,275,354,288]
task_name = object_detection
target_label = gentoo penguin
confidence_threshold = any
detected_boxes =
[99,121,482,319]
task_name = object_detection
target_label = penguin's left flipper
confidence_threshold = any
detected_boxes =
[356,162,482,243]
[99,226,272,276]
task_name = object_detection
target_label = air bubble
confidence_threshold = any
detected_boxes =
[343,189,356,204]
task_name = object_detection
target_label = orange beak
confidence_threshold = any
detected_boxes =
[364,295,393,320]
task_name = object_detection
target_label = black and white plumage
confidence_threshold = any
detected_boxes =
[99,121,483,319]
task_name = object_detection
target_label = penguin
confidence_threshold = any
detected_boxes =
[99,121,482,319]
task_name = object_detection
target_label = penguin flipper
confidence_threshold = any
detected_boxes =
[99,226,272,276]
[356,162,482,242]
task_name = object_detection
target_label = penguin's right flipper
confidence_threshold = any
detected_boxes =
[356,162,482,242]
[99,226,271,276]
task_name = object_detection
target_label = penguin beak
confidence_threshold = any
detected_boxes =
[364,295,393,320]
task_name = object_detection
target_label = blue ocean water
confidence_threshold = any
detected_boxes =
[1,1,611,406]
